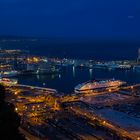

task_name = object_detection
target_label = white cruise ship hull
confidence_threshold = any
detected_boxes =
[75,80,126,93]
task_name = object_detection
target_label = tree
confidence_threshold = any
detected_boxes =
[0,84,26,140]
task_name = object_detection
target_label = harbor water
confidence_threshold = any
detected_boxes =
[17,66,140,94]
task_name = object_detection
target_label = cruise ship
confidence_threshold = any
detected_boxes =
[75,79,126,93]
[0,78,18,85]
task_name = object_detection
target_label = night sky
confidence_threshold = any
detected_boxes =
[0,0,140,40]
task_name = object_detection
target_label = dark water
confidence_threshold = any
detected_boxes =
[18,66,140,94]
[29,41,139,60]
[2,39,140,93]
[1,39,139,60]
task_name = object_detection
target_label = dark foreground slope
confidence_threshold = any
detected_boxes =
[0,85,26,140]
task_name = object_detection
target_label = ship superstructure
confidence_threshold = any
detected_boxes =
[75,79,126,93]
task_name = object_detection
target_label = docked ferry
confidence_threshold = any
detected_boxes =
[0,70,18,78]
[75,79,126,93]
[0,78,18,85]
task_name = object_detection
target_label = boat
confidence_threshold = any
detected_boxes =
[36,68,61,75]
[74,79,126,93]
[133,65,140,72]
[0,70,18,78]
[0,78,18,85]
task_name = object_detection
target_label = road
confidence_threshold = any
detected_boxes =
[19,127,41,140]
[70,106,140,140]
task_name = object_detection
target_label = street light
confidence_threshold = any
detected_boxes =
[109,89,112,92]
[15,107,18,112]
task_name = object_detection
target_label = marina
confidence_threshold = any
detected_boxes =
[3,76,140,140]
[1,49,140,140]
[1,1,140,139]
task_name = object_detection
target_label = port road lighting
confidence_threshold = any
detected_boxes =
[103,121,106,124]
[14,91,18,95]
[15,108,18,111]
[109,89,112,92]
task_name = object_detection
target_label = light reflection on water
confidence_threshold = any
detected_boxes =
[18,66,140,94]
